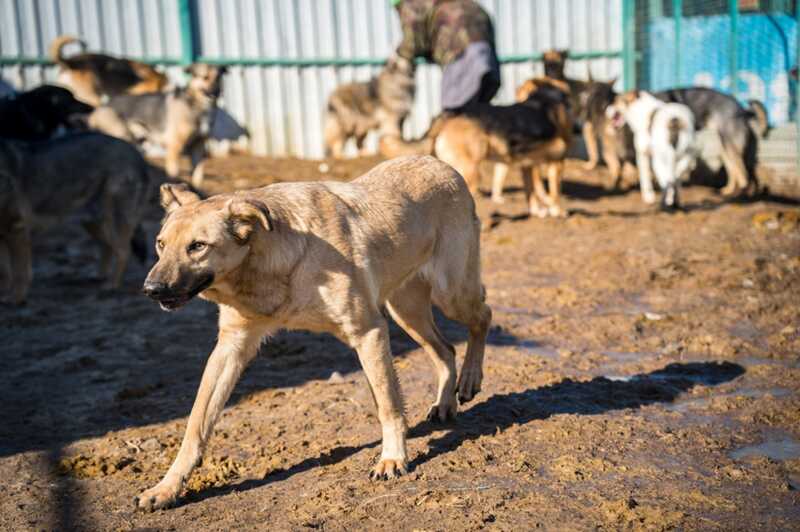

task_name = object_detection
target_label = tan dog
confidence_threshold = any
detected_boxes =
[89,64,227,187]
[380,79,572,217]
[51,35,168,106]
[324,54,415,158]
[136,156,492,511]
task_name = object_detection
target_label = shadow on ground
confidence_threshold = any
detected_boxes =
[185,361,744,508]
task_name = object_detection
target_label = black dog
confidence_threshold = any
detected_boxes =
[0,85,94,141]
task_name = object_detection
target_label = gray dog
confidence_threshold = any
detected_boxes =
[324,54,416,158]
[0,132,152,303]
[89,64,226,187]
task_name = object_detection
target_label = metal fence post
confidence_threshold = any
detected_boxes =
[673,0,682,86]
[729,0,738,97]
[622,0,636,90]
[178,0,196,66]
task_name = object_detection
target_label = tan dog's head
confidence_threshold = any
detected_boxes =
[605,90,639,129]
[543,49,568,79]
[185,63,228,98]
[143,183,271,311]
[384,53,415,78]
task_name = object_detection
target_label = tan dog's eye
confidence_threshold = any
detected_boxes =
[187,241,207,254]
[156,239,165,252]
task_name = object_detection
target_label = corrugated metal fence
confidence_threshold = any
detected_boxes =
[0,0,623,157]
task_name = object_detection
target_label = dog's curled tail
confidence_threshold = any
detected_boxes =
[378,113,450,158]
[667,117,687,149]
[747,99,770,139]
[50,35,86,67]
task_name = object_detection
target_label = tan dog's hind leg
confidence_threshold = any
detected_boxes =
[545,161,565,217]
[135,309,267,511]
[491,163,508,204]
[429,225,492,404]
[720,142,748,196]
[583,122,599,170]
[350,319,408,480]
[386,276,457,422]
[602,127,623,190]
[438,286,491,405]
[521,165,545,218]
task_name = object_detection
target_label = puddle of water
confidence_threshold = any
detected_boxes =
[731,439,800,462]
[666,387,791,412]
[603,375,634,382]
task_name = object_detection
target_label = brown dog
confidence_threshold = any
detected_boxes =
[381,78,572,217]
[486,77,573,213]
[136,156,491,511]
[51,35,168,105]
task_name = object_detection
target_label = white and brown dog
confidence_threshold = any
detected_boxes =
[607,91,696,209]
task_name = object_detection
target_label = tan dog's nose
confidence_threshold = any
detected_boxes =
[142,280,169,299]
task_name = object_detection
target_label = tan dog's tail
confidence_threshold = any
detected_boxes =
[50,35,86,67]
[378,113,450,158]
[747,99,770,139]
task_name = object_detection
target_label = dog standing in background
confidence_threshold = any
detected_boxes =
[487,77,574,210]
[89,64,226,187]
[324,54,415,158]
[578,80,637,190]
[380,79,572,218]
[654,87,768,196]
[0,133,152,304]
[51,35,168,106]
[607,91,695,209]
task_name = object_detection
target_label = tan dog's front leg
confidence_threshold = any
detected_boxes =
[351,320,408,480]
[490,163,508,204]
[135,311,265,511]
[635,151,656,204]
[583,122,599,170]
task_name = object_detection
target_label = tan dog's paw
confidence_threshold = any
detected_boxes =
[583,161,598,170]
[548,205,567,218]
[370,459,407,481]
[457,366,483,404]
[529,205,548,219]
[425,398,457,422]
[134,482,180,512]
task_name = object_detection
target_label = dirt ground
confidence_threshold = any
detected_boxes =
[1,155,799,531]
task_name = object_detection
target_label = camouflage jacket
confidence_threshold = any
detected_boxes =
[395,0,495,66]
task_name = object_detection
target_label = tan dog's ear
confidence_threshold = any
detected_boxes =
[160,183,202,213]
[225,197,272,243]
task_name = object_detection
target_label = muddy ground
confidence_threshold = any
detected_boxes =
[1,156,799,531]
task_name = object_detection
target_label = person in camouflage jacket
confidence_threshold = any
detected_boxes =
[393,0,500,110]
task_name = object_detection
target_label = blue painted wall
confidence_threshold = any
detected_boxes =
[645,13,797,125]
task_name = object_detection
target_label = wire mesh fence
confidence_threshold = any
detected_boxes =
[627,0,799,178]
